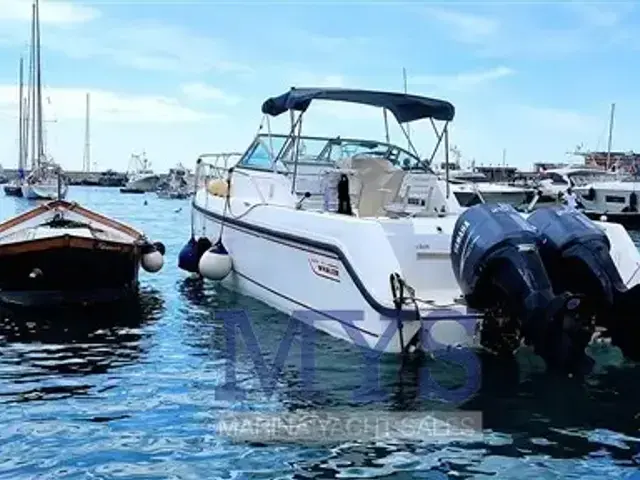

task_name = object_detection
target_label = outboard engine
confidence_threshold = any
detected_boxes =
[451,203,594,373]
[527,205,640,359]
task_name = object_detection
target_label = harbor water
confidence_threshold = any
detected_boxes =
[0,187,639,479]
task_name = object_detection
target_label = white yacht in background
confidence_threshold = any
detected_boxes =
[179,86,640,373]
[448,172,530,206]
[22,160,68,200]
[536,166,614,201]
[438,162,530,207]
[157,163,192,199]
[120,152,160,193]
[571,173,640,225]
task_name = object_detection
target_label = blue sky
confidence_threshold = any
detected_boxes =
[0,0,637,173]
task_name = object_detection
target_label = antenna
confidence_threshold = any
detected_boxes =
[606,102,615,171]
[402,67,410,147]
[83,92,91,172]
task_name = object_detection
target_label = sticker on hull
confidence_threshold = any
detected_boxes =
[309,257,341,282]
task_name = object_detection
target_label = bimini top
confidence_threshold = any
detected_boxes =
[260,87,455,123]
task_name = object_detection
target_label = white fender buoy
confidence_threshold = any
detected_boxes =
[600,215,608,222]
[142,250,164,273]
[199,240,232,280]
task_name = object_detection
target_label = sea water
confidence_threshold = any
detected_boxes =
[0,186,639,479]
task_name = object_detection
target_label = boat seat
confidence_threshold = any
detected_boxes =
[348,155,406,218]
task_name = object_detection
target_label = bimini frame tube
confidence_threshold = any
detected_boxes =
[444,122,450,199]
[290,111,304,194]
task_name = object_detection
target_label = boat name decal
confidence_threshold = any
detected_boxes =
[95,242,124,251]
[309,257,340,282]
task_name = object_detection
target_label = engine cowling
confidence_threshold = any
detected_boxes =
[527,205,640,359]
[451,203,593,372]
[451,203,551,313]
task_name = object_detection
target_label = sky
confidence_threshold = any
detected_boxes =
[0,0,638,173]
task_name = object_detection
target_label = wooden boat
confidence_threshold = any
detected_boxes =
[0,199,165,307]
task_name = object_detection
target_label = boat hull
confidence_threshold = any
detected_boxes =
[3,184,23,197]
[0,239,140,307]
[157,190,190,199]
[120,187,146,194]
[124,176,160,193]
[22,182,68,200]
[192,197,480,354]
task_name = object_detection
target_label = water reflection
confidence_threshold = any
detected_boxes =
[178,277,486,412]
[0,287,164,403]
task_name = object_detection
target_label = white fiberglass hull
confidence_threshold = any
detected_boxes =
[192,191,481,354]
[574,182,640,215]
[126,175,160,192]
[22,182,68,200]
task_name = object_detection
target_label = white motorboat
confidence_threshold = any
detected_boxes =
[156,163,192,199]
[181,87,640,372]
[448,173,530,207]
[121,152,160,193]
[533,167,640,225]
[437,158,531,207]
[536,166,614,201]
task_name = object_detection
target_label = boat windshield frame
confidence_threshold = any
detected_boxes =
[234,86,456,197]
[237,133,432,174]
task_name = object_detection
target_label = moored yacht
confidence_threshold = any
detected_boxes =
[156,163,192,199]
[121,152,160,193]
[181,87,640,373]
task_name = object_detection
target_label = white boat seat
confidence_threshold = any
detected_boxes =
[348,155,406,218]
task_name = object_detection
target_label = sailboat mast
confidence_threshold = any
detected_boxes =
[29,2,36,169]
[402,67,410,146]
[35,0,44,165]
[606,102,615,171]
[83,93,91,172]
[18,57,24,170]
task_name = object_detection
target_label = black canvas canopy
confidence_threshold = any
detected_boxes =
[261,87,455,123]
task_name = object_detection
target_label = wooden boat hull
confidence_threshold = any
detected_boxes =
[0,238,141,307]
[0,199,164,308]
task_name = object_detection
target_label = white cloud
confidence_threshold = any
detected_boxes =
[565,2,625,28]
[287,72,346,88]
[411,66,515,91]
[0,85,218,122]
[421,4,632,58]
[0,0,100,24]
[0,6,250,75]
[516,105,600,133]
[39,22,251,74]
[421,6,499,44]
[181,82,240,105]
[305,33,370,52]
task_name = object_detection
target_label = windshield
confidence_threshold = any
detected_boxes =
[237,134,432,173]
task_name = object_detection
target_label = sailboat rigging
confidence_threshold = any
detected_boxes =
[19,0,68,200]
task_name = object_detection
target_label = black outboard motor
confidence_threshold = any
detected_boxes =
[527,205,640,359]
[451,203,593,373]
